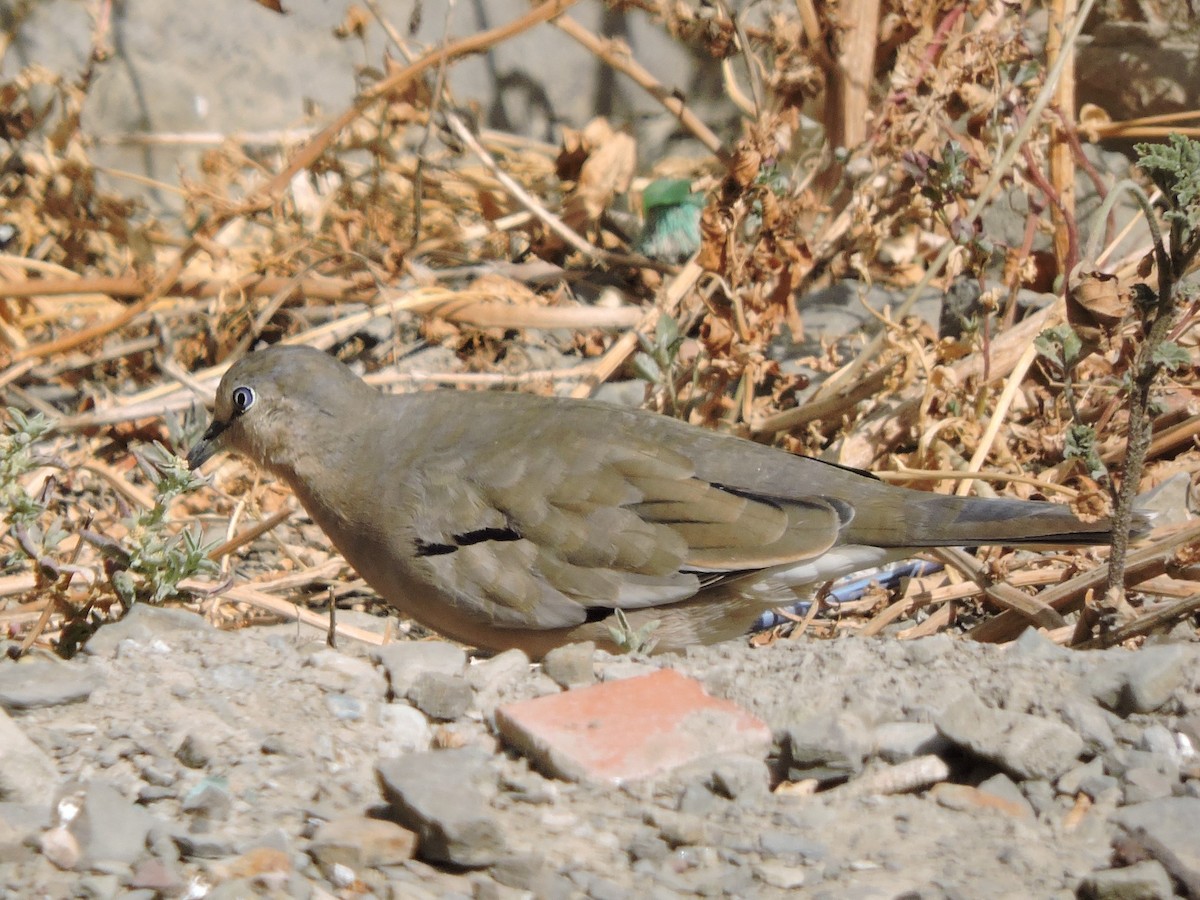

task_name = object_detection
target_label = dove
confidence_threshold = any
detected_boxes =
[187,345,1139,656]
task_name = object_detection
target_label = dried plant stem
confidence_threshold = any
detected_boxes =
[932,546,1066,629]
[953,342,1039,497]
[553,14,729,162]
[1047,0,1077,269]
[814,0,1098,404]
[1077,590,1200,649]
[442,112,612,266]
[972,519,1200,642]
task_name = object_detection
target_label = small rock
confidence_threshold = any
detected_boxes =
[646,808,709,847]
[181,776,232,823]
[406,672,473,721]
[1113,797,1200,897]
[932,783,1034,818]
[378,703,433,754]
[595,659,661,682]
[175,732,216,770]
[211,845,293,885]
[323,693,364,721]
[0,708,62,802]
[758,830,826,861]
[64,781,155,867]
[541,642,596,688]
[372,641,466,692]
[83,604,211,659]
[1091,646,1191,715]
[754,861,807,889]
[128,857,183,893]
[1122,767,1175,804]
[936,692,1083,780]
[1057,758,1106,797]
[376,749,504,867]
[39,826,81,870]
[465,648,530,693]
[1078,860,1174,900]
[872,721,950,763]
[904,634,954,664]
[1060,699,1117,754]
[1139,724,1182,763]
[976,773,1034,818]
[709,755,771,802]
[784,712,870,783]
[305,649,386,696]
[307,815,417,877]
[0,661,97,710]
[172,831,237,859]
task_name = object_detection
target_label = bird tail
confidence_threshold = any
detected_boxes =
[846,489,1151,549]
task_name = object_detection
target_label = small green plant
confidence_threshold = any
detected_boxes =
[2,409,217,655]
[632,313,685,410]
[607,608,660,655]
[105,443,219,608]
[1069,133,1200,644]
[1033,324,1107,481]
[1,408,53,526]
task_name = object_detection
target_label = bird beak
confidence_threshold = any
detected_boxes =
[186,420,228,470]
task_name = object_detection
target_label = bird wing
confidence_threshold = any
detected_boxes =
[405,425,846,630]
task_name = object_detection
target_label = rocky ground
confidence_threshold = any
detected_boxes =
[0,602,1197,899]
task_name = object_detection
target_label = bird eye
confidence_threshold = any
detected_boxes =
[230,386,256,415]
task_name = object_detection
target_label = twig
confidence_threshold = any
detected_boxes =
[971,519,1200,642]
[932,546,1067,629]
[552,14,729,163]
[1076,590,1200,649]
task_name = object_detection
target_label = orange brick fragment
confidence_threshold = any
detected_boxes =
[496,668,772,784]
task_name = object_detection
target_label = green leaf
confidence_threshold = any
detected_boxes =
[1150,341,1192,372]
[1034,325,1082,369]
[1135,134,1200,231]
[631,352,663,385]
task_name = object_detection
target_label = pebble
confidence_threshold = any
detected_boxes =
[754,861,807,889]
[1078,860,1174,900]
[377,702,433,754]
[376,749,505,867]
[1057,758,1106,796]
[783,712,870,783]
[181,776,232,823]
[976,773,1034,818]
[708,755,771,802]
[540,642,596,688]
[82,604,212,659]
[323,692,364,720]
[0,708,61,803]
[307,815,417,877]
[466,649,531,694]
[1059,699,1117,753]
[935,692,1083,780]
[406,672,474,721]
[871,721,950,763]
[63,781,155,868]
[174,732,217,769]
[372,641,467,692]
[1010,626,1072,661]
[1121,767,1175,804]
[1090,646,1192,715]
[0,661,98,710]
